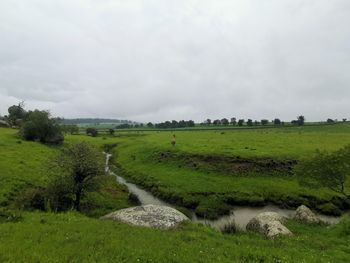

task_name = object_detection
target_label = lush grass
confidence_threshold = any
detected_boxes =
[0,128,131,217]
[103,124,350,217]
[1,126,350,262]
[0,212,349,262]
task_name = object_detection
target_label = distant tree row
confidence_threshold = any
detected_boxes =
[202,118,283,126]
[145,120,195,129]
[201,116,308,127]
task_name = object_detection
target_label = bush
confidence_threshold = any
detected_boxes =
[86,127,98,137]
[20,110,63,144]
[295,145,350,196]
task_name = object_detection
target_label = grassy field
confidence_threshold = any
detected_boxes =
[0,128,131,217]
[0,211,349,262]
[107,123,350,218]
[1,125,350,262]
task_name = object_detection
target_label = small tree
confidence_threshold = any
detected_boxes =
[49,142,104,211]
[7,101,26,126]
[213,119,221,125]
[230,117,237,126]
[295,145,350,197]
[273,118,281,125]
[86,127,98,137]
[147,122,153,128]
[297,115,305,126]
[206,119,211,125]
[238,119,244,126]
[247,119,253,126]
[261,119,269,126]
[327,118,335,124]
[342,118,347,122]
[108,128,115,136]
[221,118,229,125]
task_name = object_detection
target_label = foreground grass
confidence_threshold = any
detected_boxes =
[0,212,349,263]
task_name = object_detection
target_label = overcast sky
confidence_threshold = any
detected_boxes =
[0,0,349,122]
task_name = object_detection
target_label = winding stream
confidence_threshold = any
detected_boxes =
[105,153,340,230]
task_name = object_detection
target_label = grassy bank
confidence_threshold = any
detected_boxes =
[110,124,350,218]
[0,211,349,262]
[0,128,131,217]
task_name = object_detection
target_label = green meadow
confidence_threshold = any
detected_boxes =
[1,124,350,262]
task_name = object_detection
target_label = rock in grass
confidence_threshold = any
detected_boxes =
[246,212,292,238]
[294,205,323,224]
[101,205,189,229]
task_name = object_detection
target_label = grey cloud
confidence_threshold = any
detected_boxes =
[0,0,349,122]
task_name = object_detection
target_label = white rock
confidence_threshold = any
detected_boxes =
[101,204,189,229]
[246,212,292,238]
[294,205,323,224]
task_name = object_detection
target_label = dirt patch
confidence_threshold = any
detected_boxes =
[156,151,296,176]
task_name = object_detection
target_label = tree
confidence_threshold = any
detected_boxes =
[7,101,27,126]
[261,119,269,126]
[147,122,154,128]
[327,118,335,124]
[247,119,253,126]
[273,118,281,125]
[108,128,115,136]
[254,120,260,126]
[342,118,347,122]
[213,119,221,125]
[297,115,305,126]
[230,118,237,126]
[238,119,244,126]
[295,146,350,197]
[20,110,63,144]
[86,127,98,137]
[221,118,229,125]
[49,142,104,211]
[206,119,211,125]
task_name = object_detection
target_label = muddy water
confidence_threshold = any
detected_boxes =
[105,153,340,230]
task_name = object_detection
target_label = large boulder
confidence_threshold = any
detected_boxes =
[101,205,189,229]
[294,205,323,224]
[246,212,292,238]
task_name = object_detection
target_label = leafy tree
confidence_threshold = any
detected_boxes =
[342,118,347,122]
[247,119,253,126]
[49,142,104,211]
[295,145,350,197]
[108,128,115,136]
[86,127,98,137]
[7,101,27,126]
[20,110,63,144]
[273,118,281,125]
[147,122,154,128]
[254,120,260,126]
[221,118,229,125]
[297,115,305,126]
[238,119,244,126]
[206,119,211,125]
[230,118,237,126]
[327,118,335,124]
[187,120,195,127]
[261,119,269,126]
[213,119,221,125]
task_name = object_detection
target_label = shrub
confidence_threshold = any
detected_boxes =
[295,145,350,197]
[86,127,98,137]
[19,110,63,144]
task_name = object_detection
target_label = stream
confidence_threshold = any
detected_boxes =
[105,153,340,230]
